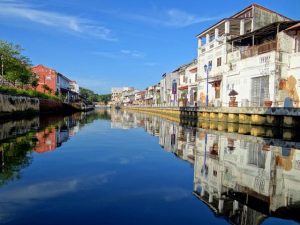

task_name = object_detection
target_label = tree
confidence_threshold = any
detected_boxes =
[79,87,111,104]
[0,40,33,86]
[31,77,39,90]
[42,84,52,94]
[98,94,112,104]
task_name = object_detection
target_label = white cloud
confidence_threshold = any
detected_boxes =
[101,8,220,28]
[122,187,191,202]
[92,49,145,59]
[164,9,219,27]
[0,0,116,41]
[0,172,116,222]
[120,49,145,58]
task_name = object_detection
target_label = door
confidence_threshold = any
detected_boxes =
[251,76,269,106]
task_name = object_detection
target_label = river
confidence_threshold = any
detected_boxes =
[0,109,299,225]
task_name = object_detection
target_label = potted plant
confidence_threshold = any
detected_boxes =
[228,89,238,107]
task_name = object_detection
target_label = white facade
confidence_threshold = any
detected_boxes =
[196,4,291,107]
[186,60,198,106]
[111,87,134,105]
[70,80,79,94]
[160,72,179,106]
[223,24,300,107]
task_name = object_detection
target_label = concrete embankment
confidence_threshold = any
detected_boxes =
[126,106,300,128]
[0,93,39,119]
[0,93,93,119]
[125,107,181,123]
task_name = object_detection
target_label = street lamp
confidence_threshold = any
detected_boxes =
[204,61,212,107]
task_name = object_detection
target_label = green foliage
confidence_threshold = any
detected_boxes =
[42,84,52,94]
[31,77,39,89]
[98,94,112,104]
[79,87,111,104]
[0,133,35,186]
[0,40,33,86]
[0,86,60,101]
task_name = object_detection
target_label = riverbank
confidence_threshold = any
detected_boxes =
[125,107,180,123]
[0,92,94,120]
[125,106,300,128]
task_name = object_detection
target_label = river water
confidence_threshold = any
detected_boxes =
[0,109,299,225]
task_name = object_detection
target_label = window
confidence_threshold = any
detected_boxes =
[208,60,213,69]
[217,57,222,67]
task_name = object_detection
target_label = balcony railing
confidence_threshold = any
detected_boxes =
[241,40,277,60]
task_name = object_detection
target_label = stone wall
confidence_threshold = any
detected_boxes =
[0,94,39,113]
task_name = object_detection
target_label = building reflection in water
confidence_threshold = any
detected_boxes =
[111,109,300,224]
[0,111,106,186]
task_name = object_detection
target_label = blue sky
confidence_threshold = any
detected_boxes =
[0,0,299,93]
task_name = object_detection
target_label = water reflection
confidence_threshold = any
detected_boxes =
[0,111,109,187]
[111,110,300,224]
[0,109,299,224]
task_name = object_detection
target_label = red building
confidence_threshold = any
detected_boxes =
[32,64,79,102]
[32,64,57,95]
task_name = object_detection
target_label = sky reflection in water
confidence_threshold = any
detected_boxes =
[0,110,298,225]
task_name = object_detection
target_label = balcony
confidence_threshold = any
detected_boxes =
[240,40,277,60]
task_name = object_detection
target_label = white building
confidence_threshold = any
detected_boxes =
[111,87,134,105]
[196,4,290,107]
[160,72,180,106]
[186,60,198,106]
[225,21,299,107]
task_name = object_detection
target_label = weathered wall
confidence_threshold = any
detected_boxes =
[40,99,74,113]
[0,94,39,113]
[277,32,300,107]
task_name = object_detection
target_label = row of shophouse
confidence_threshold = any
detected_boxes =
[31,64,80,103]
[111,110,300,224]
[111,4,300,108]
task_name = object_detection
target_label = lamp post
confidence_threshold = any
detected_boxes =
[204,62,212,107]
